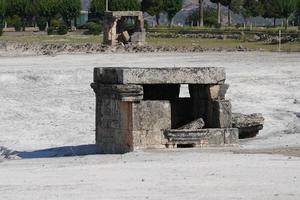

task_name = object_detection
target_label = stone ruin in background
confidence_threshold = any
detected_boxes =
[103,11,146,46]
[91,67,264,154]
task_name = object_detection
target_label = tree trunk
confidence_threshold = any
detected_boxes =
[273,18,276,27]
[22,17,26,31]
[285,18,288,30]
[199,0,204,27]
[155,13,160,26]
[217,2,221,24]
[243,18,247,29]
[228,7,231,26]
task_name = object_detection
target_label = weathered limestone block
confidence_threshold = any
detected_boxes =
[132,101,171,148]
[94,67,226,84]
[91,83,143,102]
[96,100,133,154]
[165,128,238,147]
[188,84,229,125]
[208,84,229,100]
[131,31,146,45]
[120,31,130,43]
[208,100,232,128]
[232,113,264,139]
[178,118,205,130]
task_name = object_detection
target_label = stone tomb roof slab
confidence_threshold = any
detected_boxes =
[94,67,226,84]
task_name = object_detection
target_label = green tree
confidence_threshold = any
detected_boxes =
[110,0,140,11]
[187,6,218,27]
[163,0,183,26]
[141,0,163,25]
[273,0,298,29]
[6,0,37,31]
[59,0,81,27]
[89,0,140,21]
[36,0,59,26]
[260,0,281,27]
[0,0,5,20]
[210,0,222,24]
[89,0,106,20]
[0,0,5,36]
[221,0,242,26]
[241,0,264,28]
[297,0,300,24]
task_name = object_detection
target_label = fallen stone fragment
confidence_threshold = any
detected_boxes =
[178,118,205,130]
[232,113,264,139]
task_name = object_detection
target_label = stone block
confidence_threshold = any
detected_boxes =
[120,31,130,42]
[208,100,232,128]
[131,31,146,45]
[94,67,226,84]
[224,128,239,144]
[91,83,143,102]
[209,84,229,100]
[178,118,205,130]
[232,113,264,139]
[165,128,238,147]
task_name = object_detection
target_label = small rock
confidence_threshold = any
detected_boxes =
[232,113,264,139]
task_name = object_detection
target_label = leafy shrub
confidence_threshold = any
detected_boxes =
[11,15,22,32]
[57,25,68,35]
[47,27,55,35]
[84,22,102,35]
[37,17,47,31]
[50,19,60,28]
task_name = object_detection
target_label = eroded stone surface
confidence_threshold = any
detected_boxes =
[165,128,239,147]
[178,118,205,130]
[232,113,264,139]
[94,67,226,84]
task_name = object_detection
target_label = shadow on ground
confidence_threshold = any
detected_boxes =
[1,145,97,159]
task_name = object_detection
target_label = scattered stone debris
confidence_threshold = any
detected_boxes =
[178,118,205,130]
[0,41,254,56]
[232,113,264,139]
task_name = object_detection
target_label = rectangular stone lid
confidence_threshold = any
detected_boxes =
[94,67,226,84]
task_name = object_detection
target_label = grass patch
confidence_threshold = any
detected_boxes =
[146,37,300,52]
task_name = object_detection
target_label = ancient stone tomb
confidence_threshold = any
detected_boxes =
[91,67,238,154]
[103,11,146,46]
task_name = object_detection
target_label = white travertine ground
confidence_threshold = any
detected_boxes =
[0,52,299,199]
